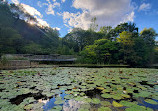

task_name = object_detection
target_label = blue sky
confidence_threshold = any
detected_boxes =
[8,0,158,40]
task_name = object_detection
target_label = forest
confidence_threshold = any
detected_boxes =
[0,1,158,67]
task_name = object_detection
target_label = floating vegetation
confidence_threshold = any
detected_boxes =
[112,101,124,107]
[144,99,158,105]
[0,68,158,111]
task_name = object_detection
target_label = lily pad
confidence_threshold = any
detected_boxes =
[91,98,100,104]
[120,100,138,107]
[54,99,64,105]
[64,95,74,100]
[98,106,112,111]
[112,101,123,107]
[101,93,112,98]
[78,108,89,111]
[50,105,62,111]
[144,99,158,104]
[100,101,111,106]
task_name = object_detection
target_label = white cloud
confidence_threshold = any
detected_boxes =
[11,0,19,4]
[20,4,49,27]
[21,3,42,18]
[53,27,61,30]
[62,0,66,3]
[45,0,60,15]
[123,11,135,23]
[57,12,62,16]
[36,18,49,27]
[62,0,135,30]
[54,2,60,8]
[63,11,91,30]
[37,1,42,7]
[46,4,55,15]
[138,3,151,11]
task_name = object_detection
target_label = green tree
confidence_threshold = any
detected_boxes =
[140,28,157,65]
[154,46,158,64]
[111,22,138,41]
[89,17,98,32]
[99,26,112,40]
[117,31,139,66]
[0,27,22,54]
[81,39,118,64]
[22,42,43,54]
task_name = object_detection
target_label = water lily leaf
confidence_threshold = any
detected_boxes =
[144,99,158,104]
[121,94,130,98]
[65,91,73,94]
[32,102,44,111]
[78,108,89,111]
[111,94,122,100]
[101,93,112,98]
[146,107,154,111]
[96,87,104,90]
[24,104,34,110]
[74,96,84,101]
[83,98,92,103]
[134,91,152,98]
[80,104,91,109]
[112,101,123,107]
[54,99,64,105]
[119,100,138,107]
[64,95,74,100]
[91,98,100,104]
[100,101,111,106]
[98,106,112,111]
[125,105,148,111]
[72,92,80,96]
[50,105,62,111]
[101,89,111,93]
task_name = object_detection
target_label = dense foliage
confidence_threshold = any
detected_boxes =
[0,1,158,67]
[0,68,158,110]
[65,24,157,67]
[0,1,60,55]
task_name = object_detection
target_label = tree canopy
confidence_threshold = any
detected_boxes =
[0,1,158,67]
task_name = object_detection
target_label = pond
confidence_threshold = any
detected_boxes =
[0,67,158,111]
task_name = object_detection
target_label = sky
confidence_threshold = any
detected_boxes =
[7,0,158,40]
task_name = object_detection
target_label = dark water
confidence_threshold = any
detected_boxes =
[8,89,158,110]
[43,90,67,111]
[138,99,158,110]
[42,89,158,111]
[10,92,47,105]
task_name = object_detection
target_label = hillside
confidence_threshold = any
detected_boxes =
[0,2,60,54]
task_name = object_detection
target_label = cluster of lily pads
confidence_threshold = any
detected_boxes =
[0,67,158,111]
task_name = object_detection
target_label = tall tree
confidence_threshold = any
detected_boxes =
[89,17,98,32]
[140,28,157,65]
[81,39,118,64]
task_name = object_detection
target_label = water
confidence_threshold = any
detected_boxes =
[43,90,68,111]
[138,99,158,110]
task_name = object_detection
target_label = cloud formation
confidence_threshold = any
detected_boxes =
[62,0,66,3]
[41,0,61,15]
[36,18,49,27]
[63,11,91,30]
[37,0,61,15]
[37,1,42,8]
[21,3,42,18]
[11,0,19,4]
[63,0,135,30]
[138,3,151,11]
[53,27,61,30]
[20,3,49,27]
